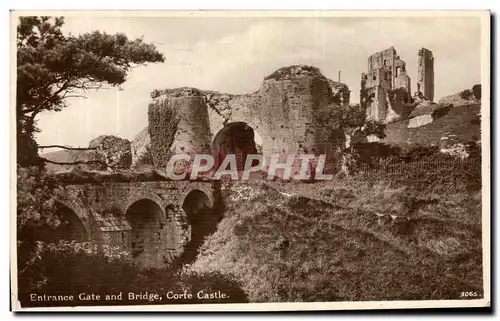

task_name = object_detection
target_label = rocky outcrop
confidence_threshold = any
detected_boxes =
[439,134,471,159]
[131,127,152,169]
[383,104,481,147]
[407,93,452,129]
[88,135,132,170]
[438,85,481,106]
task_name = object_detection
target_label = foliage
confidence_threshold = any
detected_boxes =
[16,167,70,281]
[316,103,387,152]
[459,89,473,100]
[18,240,133,299]
[472,84,481,100]
[354,145,481,193]
[431,103,452,118]
[188,182,482,302]
[359,73,372,110]
[331,86,350,106]
[18,239,248,307]
[16,16,165,167]
[17,167,65,241]
[359,119,387,141]
[319,103,366,130]
[400,145,440,161]
[148,99,179,168]
[263,65,321,81]
[351,142,402,165]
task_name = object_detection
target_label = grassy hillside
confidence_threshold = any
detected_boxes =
[185,178,482,302]
[41,149,91,173]
[384,104,481,146]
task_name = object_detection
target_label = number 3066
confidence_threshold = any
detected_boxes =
[460,291,479,298]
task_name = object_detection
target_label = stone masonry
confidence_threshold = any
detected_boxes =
[360,46,435,125]
[55,178,216,269]
[417,48,435,102]
[362,46,413,123]
[142,65,350,174]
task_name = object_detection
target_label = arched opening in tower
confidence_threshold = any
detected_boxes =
[41,204,88,243]
[212,122,262,172]
[179,190,217,265]
[125,199,164,268]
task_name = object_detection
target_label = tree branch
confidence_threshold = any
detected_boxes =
[38,145,97,151]
[39,157,114,169]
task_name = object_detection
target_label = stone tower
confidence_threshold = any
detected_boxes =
[148,88,212,169]
[417,48,434,101]
[362,46,412,122]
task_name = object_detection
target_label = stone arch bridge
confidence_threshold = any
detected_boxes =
[53,177,218,269]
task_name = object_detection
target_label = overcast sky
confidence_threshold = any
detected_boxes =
[33,14,482,147]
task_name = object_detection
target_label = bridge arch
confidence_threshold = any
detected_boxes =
[179,188,219,264]
[179,183,214,209]
[123,192,165,220]
[42,201,90,242]
[125,198,165,268]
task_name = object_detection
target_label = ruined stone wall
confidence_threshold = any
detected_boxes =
[394,60,411,96]
[363,47,420,124]
[139,65,351,176]
[365,68,392,121]
[148,88,212,169]
[144,65,338,171]
[368,47,397,72]
[260,67,333,154]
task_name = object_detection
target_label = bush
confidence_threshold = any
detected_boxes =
[472,84,481,100]
[400,145,440,161]
[459,89,473,100]
[18,240,137,307]
[18,239,249,308]
[348,143,481,194]
[188,183,483,303]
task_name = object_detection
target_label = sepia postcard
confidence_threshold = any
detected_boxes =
[10,10,491,312]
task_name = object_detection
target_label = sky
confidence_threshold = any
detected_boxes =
[32,14,483,148]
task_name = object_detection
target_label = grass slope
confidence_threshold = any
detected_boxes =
[385,104,481,146]
[41,149,90,173]
[186,180,483,303]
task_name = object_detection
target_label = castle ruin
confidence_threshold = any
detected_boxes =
[361,46,435,124]
[47,48,483,270]
[417,47,435,101]
[146,65,351,173]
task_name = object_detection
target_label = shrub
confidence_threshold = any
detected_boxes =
[350,144,481,194]
[18,240,137,307]
[472,84,481,100]
[189,183,483,303]
[18,239,249,307]
[459,89,473,100]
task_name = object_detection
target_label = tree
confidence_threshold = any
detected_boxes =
[316,103,385,148]
[16,16,165,167]
[315,103,387,175]
[15,17,165,290]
